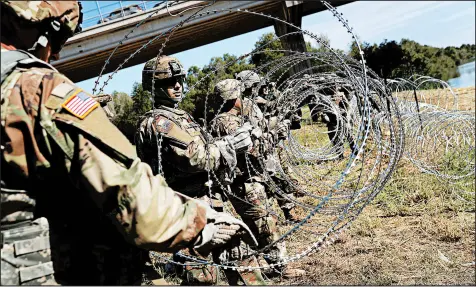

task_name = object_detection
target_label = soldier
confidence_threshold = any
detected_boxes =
[135,56,265,285]
[305,74,357,159]
[210,79,305,279]
[0,1,256,285]
[235,72,300,222]
[92,93,115,120]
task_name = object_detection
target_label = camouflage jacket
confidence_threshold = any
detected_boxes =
[210,113,265,178]
[1,47,207,285]
[135,106,222,197]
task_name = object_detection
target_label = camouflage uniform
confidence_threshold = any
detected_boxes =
[306,76,357,158]
[136,57,264,285]
[210,80,289,274]
[237,74,298,222]
[1,2,254,285]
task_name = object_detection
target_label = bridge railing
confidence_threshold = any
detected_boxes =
[78,0,186,32]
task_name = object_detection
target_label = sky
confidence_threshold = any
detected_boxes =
[76,1,476,95]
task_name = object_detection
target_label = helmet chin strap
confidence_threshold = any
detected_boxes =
[28,20,61,53]
[28,35,49,52]
[154,87,182,107]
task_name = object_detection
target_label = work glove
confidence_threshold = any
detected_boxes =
[215,122,253,173]
[217,244,253,262]
[251,125,263,139]
[222,122,253,152]
[276,119,291,140]
[193,203,258,257]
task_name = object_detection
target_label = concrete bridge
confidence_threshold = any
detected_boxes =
[52,0,354,82]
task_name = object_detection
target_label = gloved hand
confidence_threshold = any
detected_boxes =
[214,122,253,172]
[217,244,250,262]
[276,119,291,140]
[222,122,253,153]
[193,202,258,257]
[251,126,263,139]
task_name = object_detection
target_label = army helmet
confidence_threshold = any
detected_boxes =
[1,1,82,54]
[142,55,186,104]
[235,70,261,89]
[214,79,244,101]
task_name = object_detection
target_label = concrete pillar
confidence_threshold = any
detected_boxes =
[273,1,311,77]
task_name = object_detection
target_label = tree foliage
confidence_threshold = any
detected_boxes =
[110,32,474,139]
[249,33,340,82]
[179,53,255,120]
[110,83,152,143]
[350,39,475,81]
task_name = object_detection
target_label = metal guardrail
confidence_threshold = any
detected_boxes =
[78,0,186,32]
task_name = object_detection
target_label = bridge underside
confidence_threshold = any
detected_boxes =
[52,0,353,82]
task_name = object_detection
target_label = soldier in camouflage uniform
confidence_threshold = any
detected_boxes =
[210,79,305,279]
[135,56,266,285]
[305,74,357,159]
[92,93,115,120]
[235,72,300,222]
[0,1,257,285]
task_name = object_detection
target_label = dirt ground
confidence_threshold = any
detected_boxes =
[272,87,475,285]
[276,199,475,285]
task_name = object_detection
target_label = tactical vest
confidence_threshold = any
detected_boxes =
[1,49,59,285]
[139,106,209,197]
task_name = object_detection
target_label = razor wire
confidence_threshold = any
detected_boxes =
[92,0,473,278]
[386,76,475,199]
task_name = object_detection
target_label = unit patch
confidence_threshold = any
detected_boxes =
[61,89,99,119]
[155,116,173,133]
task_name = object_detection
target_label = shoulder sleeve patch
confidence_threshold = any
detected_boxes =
[61,89,99,120]
[155,116,173,133]
[51,83,76,99]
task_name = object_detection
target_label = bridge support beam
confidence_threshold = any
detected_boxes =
[273,1,311,77]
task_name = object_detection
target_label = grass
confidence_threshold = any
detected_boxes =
[393,86,475,112]
[271,88,475,285]
[146,88,475,285]
[270,155,475,285]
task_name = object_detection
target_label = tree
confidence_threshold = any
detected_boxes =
[249,32,336,81]
[250,33,285,77]
[180,53,254,120]
[349,38,475,81]
[111,83,152,143]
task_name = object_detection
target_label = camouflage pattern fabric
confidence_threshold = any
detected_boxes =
[214,79,243,101]
[136,107,267,285]
[242,98,264,127]
[1,46,209,285]
[135,107,218,284]
[142,56,186,83]
[1,218,57,285]
[210,113,287,268]
[235,70,261,89]
[2,1,81,35]
[135,106,222,197]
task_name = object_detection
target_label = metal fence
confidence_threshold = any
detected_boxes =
[78,1,185,32]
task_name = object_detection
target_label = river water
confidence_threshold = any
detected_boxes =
[448,61,475,88]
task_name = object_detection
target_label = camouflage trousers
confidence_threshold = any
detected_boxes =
[167,195,266,286]
[1,218,58,285]
[228,177,287,270]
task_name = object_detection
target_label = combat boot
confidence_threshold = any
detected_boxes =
[282,208,300,222]
[262,266,306,279]
[281,267,306,279]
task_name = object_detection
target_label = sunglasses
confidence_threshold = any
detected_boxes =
[155,76,184,87]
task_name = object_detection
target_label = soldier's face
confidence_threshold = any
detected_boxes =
[165,76,183,100]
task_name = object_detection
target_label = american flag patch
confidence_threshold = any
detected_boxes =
[61,90,99,119]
